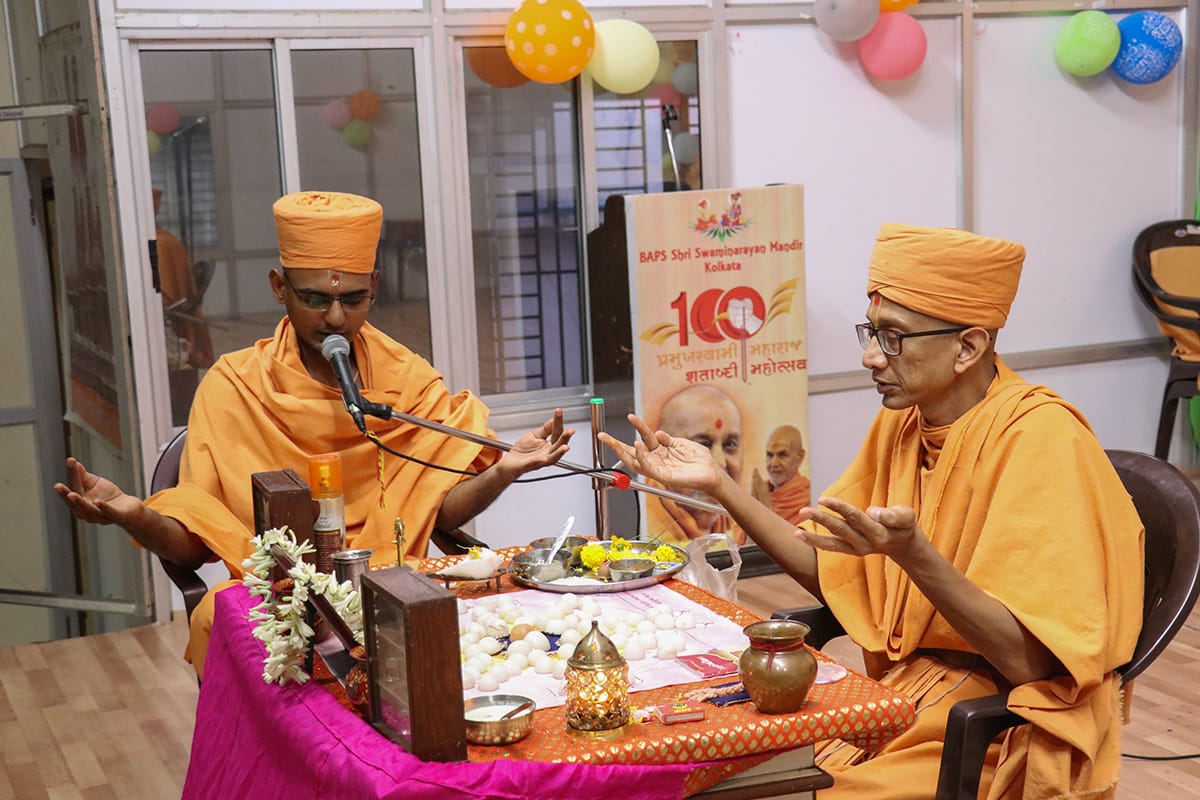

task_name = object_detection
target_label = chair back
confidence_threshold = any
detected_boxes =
[1107,449,1200,683]
[150,428,210,622]
[1132,220,1200,349]
[151,428,188,493]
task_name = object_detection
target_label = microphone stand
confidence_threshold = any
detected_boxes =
[360,402,727,518]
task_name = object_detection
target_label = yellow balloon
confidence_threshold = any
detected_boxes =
[146,130,162,157]
[880,0,918,12]
[588,19,660,95]
[504,0,595,85]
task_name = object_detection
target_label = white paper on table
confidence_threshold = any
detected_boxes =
[461,585,749,710]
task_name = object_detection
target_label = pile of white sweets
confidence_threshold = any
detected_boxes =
[458,592,697,692]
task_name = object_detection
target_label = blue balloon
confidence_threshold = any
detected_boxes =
[1111,11,1182,84]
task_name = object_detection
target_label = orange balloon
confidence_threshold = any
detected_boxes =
[880,0,918,11]
[466,47,530,89]
[504,0,595,85]
[350,89,381,121]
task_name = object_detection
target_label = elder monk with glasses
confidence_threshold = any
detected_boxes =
[55,191,573,680]
[600,224,1144,800]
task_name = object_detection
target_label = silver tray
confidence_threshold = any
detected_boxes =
[506,540,689,594]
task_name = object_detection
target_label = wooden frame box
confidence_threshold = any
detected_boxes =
[251,468,316,552]
[361,567,467,762]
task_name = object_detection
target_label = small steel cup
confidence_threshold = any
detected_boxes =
[332,548,373,591]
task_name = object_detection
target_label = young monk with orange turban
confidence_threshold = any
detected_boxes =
[55,191,573,679]
[601,224,1144,800]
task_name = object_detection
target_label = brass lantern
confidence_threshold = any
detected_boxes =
[565,620,630,732]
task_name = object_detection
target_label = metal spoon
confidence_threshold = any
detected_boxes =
[499,699,535,720]
[545,515,575,564]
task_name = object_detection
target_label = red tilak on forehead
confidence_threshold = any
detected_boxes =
[872,295,881,305]
[330,271,341,287]
[715,418,724,430]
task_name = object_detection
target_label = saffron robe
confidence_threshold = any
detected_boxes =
[813,357,1144,800]
[768,472,811,525]
[646,492,745,547]
[146,318,499,675]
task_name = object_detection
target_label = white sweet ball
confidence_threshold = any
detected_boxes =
[499,607,522,624]
[507,640,533,657]
[654,615,675,630]
[556,642,576,661]
[635,620,657,635]
[624,641,645,661]
[464,620,485,637]
[534,658,555,674]
[463,642,483,660]
[544,618,567,636]
[559,628,582,645]
[506,651,529,670]
[638,631,658,650]
[657,645,679,660]
[610,632,628,649]
[512,615,535,628]
[675,612,695,629]
[477,596,499,611]
[532,612,550,630]
[476,674,500,692]
[461,669,476,690]
[525,630,551,651]
[623,611,643,627]
[479,636,504,655]
[563,612,582,628]
[461,630,481,645]
[552,660,567,679]
[529,649,550,667]
[560,592,580,610]
[457,599,469,615]
[505,661,524,678]
[649,603,672,618]
[575,619,593,635]
[493,668,511,684]
[580,598,601,616]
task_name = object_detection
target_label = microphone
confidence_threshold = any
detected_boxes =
[321,335,367,432]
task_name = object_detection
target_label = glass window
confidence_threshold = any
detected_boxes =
[140,49,282,426]
[595,40,702,221]
[464,46,587,395]
[291,48,432,360]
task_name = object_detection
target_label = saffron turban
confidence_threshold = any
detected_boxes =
[867,224,1026,329]
[273,191,383,274]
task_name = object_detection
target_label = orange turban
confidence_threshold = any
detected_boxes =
[273,191,382,274]
[867,224,1026,328]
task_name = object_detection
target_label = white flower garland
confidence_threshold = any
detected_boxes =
[242,527,364,686]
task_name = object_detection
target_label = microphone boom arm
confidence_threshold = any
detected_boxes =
[381,406,726,516]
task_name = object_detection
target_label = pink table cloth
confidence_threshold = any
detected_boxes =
[183,584,694,799]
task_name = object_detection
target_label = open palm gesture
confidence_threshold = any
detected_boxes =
[597,414,722,493]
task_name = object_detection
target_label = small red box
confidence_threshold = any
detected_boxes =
[676,650,741,679]
[655,701,707,724]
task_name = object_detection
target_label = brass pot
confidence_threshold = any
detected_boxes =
[738,619,817,714]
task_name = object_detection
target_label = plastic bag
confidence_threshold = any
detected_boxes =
[674,533,742,602]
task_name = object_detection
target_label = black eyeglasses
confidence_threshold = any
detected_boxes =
[282,272,374,312]
[855,322,969,357]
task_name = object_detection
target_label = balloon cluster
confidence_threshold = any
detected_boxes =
[1055,10,1181,84]
[502,0,661,95]
[320,89,383,151]
[814,0,926,82]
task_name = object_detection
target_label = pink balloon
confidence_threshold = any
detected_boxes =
[145,103,181,134]
[857,12,927,81]
[320,98,353,130]
[646,83,683,108]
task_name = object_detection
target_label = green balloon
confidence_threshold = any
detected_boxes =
[341,119,371,150]
[1055,10,1120,77]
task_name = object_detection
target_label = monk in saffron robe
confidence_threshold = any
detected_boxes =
[601,224,1144,800]
[751,424,811,525]
[55,191,574,679]
[645,383,745,546]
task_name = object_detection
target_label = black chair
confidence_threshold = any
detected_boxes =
[1132,220,1200,460]
[149,427,487,621]
[150,428,209,621]
[773,449,1200,800]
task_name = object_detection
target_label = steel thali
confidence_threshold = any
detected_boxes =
[506,540,689,594]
